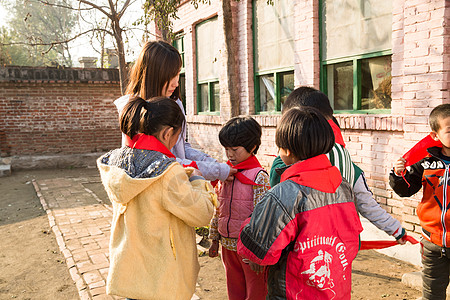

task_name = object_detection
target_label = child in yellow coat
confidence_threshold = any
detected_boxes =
[98,96,217,300]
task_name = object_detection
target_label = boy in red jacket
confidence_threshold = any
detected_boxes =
[237,107,362,299]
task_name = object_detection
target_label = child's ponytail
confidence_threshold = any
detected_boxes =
[120,96,185,139]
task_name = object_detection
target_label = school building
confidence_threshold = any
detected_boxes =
[149,0,450,236]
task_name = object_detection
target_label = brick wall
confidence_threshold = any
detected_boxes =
[0,66,122,164]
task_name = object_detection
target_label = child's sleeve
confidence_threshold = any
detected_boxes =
[354,172,404,238]
[389,160,424,197]
[162,164,216,227]
[269,156,286,187]
[237,188,299,266]
[176,155,230,182]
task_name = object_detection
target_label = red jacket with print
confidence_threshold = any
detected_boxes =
[389,146,450,247]
[237,155,362,300]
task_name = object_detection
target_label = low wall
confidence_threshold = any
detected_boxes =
[0,66,122,168]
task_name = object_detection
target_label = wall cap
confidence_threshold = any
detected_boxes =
[0,66,120,83]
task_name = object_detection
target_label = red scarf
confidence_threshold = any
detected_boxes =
[399,134,442,187]
[360,236,418,250]
[328,120,345,147]
[281,154,342,193]
[226,155,265,186]
[402,134,442,167]
[124,133,175,158]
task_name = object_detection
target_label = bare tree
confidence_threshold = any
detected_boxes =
[1,0,149,94]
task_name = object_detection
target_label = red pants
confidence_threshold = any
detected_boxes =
[221,247,267,300]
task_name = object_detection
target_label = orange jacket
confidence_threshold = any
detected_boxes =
[390,146,450,247]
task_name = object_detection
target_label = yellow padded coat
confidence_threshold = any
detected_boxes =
[98,159,216,300]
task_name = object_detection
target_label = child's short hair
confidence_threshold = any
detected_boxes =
[120,96,184,139]
[276,107,335,161]
[219,116,262,154]
[429,104,450,132]
[283,86,334,120]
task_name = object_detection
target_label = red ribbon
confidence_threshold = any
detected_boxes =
[226,155,265,186]
[360,235,419,250]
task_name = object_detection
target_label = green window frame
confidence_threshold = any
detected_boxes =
[254,69,294,113]
[252,0,295,114]
[319,0,393,114]
[173,33,186,109]
[320,52,392,114]
[195,17,220,115]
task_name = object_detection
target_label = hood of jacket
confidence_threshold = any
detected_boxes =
[114,94,129,113]
[97,147,176,205]
[280,154,342,193]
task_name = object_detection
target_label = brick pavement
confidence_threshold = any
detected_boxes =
[32,174,203,300]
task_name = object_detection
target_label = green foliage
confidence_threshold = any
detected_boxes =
[0,26,36,66]
[1,0,76,67]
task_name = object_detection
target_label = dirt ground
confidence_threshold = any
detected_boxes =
[0,167,423,300]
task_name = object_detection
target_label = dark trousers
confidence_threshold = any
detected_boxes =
[421,239,450,299]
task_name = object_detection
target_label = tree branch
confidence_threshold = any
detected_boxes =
[33,0,98,12]
[0,28,114,47]
[118,0,132,18]
[77,0,112,19]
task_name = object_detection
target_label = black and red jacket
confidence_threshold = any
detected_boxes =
[237,155,362,300]
[389,146,450,247]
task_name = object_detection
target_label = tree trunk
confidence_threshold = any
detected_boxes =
[222,0,240,117]
[113,20,127,94]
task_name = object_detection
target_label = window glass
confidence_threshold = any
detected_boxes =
[259,74,275,112]
[280,71,294,109]
[254,0,294,72]
[197,18,220,82]
[211,82,220,112]
[322,0,392,60]
[361,55,392,109]
[327,61,353,110]
[179,74,186,108]
[173,35,184,69]
[199,83,209,112]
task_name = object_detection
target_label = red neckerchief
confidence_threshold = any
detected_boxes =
[403,134,442,167]
[399,135,442,187]
[280,154,342,193]
[226,155,265,186]
[124,133,176,158]
[328,120,345,147]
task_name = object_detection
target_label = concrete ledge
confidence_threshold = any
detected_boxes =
[9,153,104,170]
[0,164,11,177]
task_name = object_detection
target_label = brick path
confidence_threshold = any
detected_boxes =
[32,174,203,300]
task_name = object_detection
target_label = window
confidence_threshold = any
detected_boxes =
[253,0,295,113]
[173,33,186,109]
[196,17,220,114]
[321,0,392,112]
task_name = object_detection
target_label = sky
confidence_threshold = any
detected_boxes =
[0,1,144,67]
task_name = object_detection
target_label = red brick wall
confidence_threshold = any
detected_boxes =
[0,67,122,158]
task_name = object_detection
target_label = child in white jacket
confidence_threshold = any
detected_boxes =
[114,41,234,182]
